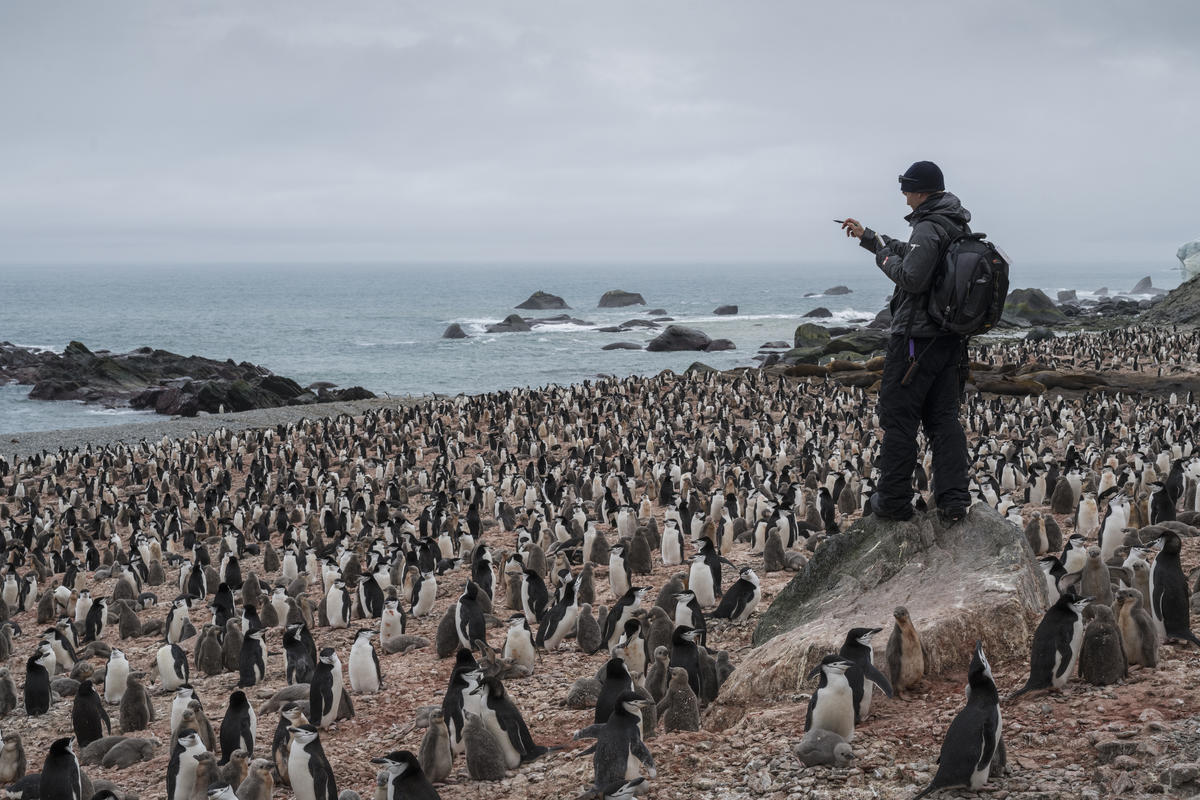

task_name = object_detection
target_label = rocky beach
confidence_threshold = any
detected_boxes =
[1,299,1199,799]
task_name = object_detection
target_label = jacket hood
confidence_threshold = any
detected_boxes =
[906,191,971,227]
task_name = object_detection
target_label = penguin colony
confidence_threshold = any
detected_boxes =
[0,325,1196,798]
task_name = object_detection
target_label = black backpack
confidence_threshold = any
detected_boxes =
[924,215,1011,336]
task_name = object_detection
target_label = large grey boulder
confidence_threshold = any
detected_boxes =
[804,307,832,318]
[1003,288,1066,325]
[707,505,1045,730]
[1057,290,1077,302]
[822,329,887,356]
[598,290,646,308]
[1179,239,1200,276]
[646,325,712,352]
[442,323,469,339]
[793,323,831,349]
[1130,276,1167,296]
[601,342,642,351]
[824,285,852,295]
[516,290,569,310]
[713,304,738,315]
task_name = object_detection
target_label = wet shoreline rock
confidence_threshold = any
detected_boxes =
[0,340,374,417]
[515,290,570,310]
[598,289,646,308]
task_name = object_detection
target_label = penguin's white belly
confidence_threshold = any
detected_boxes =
[812,684,854,740]
[625,750,643,780]
[288,748,315,800]
[688,564,715,607]
[349,649,379,693]
[662,536,681,565]
[484,711,522,769]
[414,583,436,616]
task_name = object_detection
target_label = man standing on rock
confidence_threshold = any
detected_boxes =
[839,161,971,523]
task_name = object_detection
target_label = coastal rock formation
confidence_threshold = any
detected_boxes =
[823,330,887,357]
[645,325,712,352]
[601,342,643,351]
[442,323,469,339]
[1179,238,1200,276]
[713,305,738,315]
[1130,276,1167,296]
[1141,274,1200,327]
[803,307,832,318]
[709,505,1045,729]
[824,285,852,295]
[1057,290,1077,302]
[515,290,570,310]
[704,339,735,352]
[1003,288,1066,325]
[485,314,532,333]
[598,289,646,308]
[0,340,374,417]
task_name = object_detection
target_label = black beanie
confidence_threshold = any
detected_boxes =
[898,161,944,193]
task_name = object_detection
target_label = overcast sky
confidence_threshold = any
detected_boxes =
[2,1,1197,266]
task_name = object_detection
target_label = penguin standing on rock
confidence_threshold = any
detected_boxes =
[574,692,655,790]
[805,655,855,741]
[71,678,111,747]
[219,690,256,765]
[914,641,1003,799]
[39,737,83,800]
[370,750,441,800]
[1010,592,1090,698]
[348,629,383,693]
[287,724,337,800]
[453,583,487,652]
[1148,531,1200,646]
[838,627,893,722]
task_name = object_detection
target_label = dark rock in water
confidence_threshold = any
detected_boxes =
[1026,327,1054,342]
[442,323,469,339]
[1130,276,1155,294]
[621,319,660,329]
[485,314,532,333]
[516,290,570,310]
[1003,288,1066,325]
[824,285,852,295]
[867,306,892,330]
[0,340,372,417]
[704,339,735,352]
[645,308,668,316]
[652,316,673,322]
[1142,274,1200,326]
[777,345,824,365]
[602,342,643,351]
[597,326,629,333]
[803,307,832,318]
[598,289,646,308]
[822,330,887,356]
[760,341,790,350]
[793,323,830,349]
[1095,286,1109,296]
[713,305,738,315]
[686,362,717,373]
[710,505,1044,731]
[1056,290,1077,302]
[646,325,712,352]
[529,314,593,326]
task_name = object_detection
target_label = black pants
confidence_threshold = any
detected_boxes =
[874,333,970,514]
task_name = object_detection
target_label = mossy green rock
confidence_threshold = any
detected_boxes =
[822,330,888,356]
[1003,288,1066,325]
[793,323,831,349]
[779,345,825,365]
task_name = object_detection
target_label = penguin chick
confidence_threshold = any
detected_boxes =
[656,667,699,733]
[418,715,452,784]
[462,711,507,781]
[793,728,855,767]
[236,757,274,800]
[1078,603,1127,686]
[884,606,924,700]
[1114,588,1159,668]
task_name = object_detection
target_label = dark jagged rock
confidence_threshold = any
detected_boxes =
[1057,290,1077,302]
[601,342,643,351]
[645,325,712,352]
[1142,274,1200,327]
[713,305,738,315]
[824,285,852,295]
[803,307,832,318]
[597,326,629,333]
[867,305,893,330]
[1129,276,1166,296]
[442,324,469,339]
[685,362,717,373]
[0,341,373,417]
[704,339,735,352]
[759,341,790,350]
[645,308,668,316]
[485,314,532,333]
[1003,288,1066,325]
[620,319,660,329]
[793,324,830,349]
[529,314,594,326]
[515,290,570,310]
[598,290,646,308]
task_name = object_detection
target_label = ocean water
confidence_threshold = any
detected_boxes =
[0,260,1185,435]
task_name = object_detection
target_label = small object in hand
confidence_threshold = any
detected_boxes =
[833,219,847,224]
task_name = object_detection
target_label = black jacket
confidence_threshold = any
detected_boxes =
[860,192,971,337]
